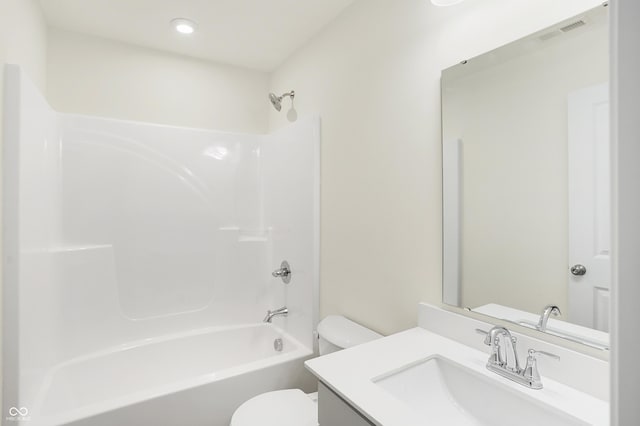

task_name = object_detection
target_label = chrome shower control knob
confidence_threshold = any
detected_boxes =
[272,260,291,284]
[570,264,587,276]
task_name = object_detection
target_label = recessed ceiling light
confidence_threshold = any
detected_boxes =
[431,0,464,6]
[171,18,197,35]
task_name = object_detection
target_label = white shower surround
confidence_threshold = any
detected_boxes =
[2,65,320,426]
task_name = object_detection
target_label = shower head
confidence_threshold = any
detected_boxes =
[268,90,295,112]
[269,93,282,111]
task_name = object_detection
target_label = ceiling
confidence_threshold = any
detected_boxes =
[39,0,356,71]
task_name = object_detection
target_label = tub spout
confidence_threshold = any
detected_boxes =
[264,307,288,323]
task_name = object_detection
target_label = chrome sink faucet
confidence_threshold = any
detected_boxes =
[263,307,288,323]
[536,305,562,332]
[481,326,520,372]
[477,326,559,389]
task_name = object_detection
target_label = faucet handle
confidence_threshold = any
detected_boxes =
[475,329,491,346]
[523,349,560,389]
[476,328,503,366]
[272,260,292,284]
[528,349,560,361]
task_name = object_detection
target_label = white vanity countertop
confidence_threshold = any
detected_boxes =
[305,327,609,426]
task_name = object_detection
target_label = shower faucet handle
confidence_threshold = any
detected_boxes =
[272,260,291,284]
[272,268,290,277]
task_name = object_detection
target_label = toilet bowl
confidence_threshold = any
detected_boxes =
[230,315,382,426]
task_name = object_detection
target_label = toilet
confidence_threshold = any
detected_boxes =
[230,315,382,426]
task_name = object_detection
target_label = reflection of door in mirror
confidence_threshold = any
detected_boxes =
[568,83,610,332]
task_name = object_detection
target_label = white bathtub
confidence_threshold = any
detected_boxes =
[30,324,315,426]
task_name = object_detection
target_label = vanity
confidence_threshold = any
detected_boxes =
[306,3,610,425]
[306,304,609,426]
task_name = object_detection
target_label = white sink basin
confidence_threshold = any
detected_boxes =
[373,356,588,426]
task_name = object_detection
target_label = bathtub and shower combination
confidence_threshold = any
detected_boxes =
[2,66,320,426]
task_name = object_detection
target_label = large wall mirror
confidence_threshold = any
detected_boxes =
[441,4,610,350]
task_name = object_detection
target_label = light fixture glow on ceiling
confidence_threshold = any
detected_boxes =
[431,0,464,6]
[171,18,197,35]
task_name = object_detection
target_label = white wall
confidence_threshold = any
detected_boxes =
[611,0,640,424]
[0,0,48,90]
[0,0,49,417]
[269,0,603,335]
[47,28,270,134]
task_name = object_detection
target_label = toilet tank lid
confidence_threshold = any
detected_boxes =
[317,315,383,349]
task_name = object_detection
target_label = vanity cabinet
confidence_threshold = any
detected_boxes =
[318,382,374,426]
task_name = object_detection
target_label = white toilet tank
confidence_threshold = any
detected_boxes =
[316,315,382,355]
